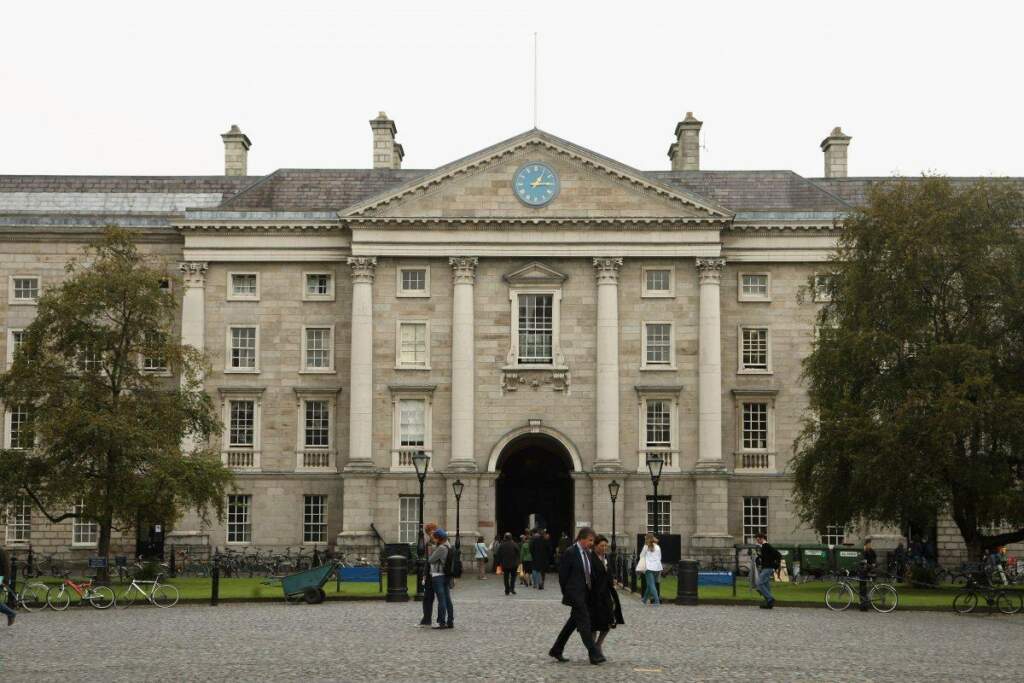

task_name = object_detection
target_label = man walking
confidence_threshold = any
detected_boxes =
[496,533,521,595]
[428,529,454,629]
[549,527,604,665]
[754,532,781,609]
[530,529,550,589]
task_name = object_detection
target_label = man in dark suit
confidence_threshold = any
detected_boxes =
[529,530,550,589]
[549,526,604,665]
[496,533,521,595]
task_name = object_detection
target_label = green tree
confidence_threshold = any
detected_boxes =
[0,228,231,578]
[793,177,1024,560]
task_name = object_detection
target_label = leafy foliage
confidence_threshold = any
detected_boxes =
[792,177,1024,557]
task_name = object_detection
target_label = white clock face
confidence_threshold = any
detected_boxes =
[514,163,560,207]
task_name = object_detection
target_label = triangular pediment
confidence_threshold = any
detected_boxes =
[502,262,568,286]
[342,129,733,223]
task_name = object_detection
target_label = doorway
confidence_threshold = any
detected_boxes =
[495,433,574,543]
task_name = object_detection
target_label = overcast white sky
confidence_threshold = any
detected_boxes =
[1,1,1021,178]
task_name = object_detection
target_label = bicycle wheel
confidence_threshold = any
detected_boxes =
[953,591,977,614]
[117,586,138,608]
[47,585,72,611]
[18,583,49,612]
[153,584,179,608]
[88,585,116,609]
[825,583,854,611]
[869,583,898,613]
[996,591,1023,615]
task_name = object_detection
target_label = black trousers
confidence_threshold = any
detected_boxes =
[503,567,517,594]
[551,597,598,657]
[420,571,435,624]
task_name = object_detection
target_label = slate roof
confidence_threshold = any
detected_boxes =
[0,175,256,194]
[649,170,852,213]
[812,177,1024,207]
[216,169,427,211]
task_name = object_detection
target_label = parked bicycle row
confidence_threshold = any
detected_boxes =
[2,572,179,612]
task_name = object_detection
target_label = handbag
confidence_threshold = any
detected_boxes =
[496,565,503,575]
[636,553,647,573]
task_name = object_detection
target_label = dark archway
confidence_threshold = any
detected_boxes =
[495,433,574,543]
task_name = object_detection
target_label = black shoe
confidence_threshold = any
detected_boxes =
[417,621,431,627]
[432,624,450,630]
[589,655,607,665]
[759,603,771,609]
[512,590,517,594]
[6,614,14,626]
[767,599,775,609]
[447,623,454,629]
[548,649,568,663]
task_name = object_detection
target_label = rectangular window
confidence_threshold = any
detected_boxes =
[72,500,99,546]
[398,322,428,367]
[7,329,25,368]
[814,274,834,303]
[229,326,257,370]
[645,496,671,534]
[305,273,333,299]
[645,400,671,447]
[142,355,167,372]
[303,495,327,544]
[4,496,31,543]
[645,323,672,366]
[822,524,846,546]
[12,277,39,302]
[743,496,768,544]
[8,405,32,449]
[399,399,425,447]
[740,327,769,371]
[518,293,553,364]
[304,327,332,370]
[227,494,252,544]
[742,402,769,450]
[740,273,770,301]
[229,400,255,448]
[398,495,420,545]
[230,273,259,299]
[400,268,427,294]
[304,400,330,448]
[644,269,672,295]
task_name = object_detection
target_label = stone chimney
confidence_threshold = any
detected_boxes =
[667,112,702,171]
[370,112,404,169]
[220,125,251,176]
[821,127,851,178]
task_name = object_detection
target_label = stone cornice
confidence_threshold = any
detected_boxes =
[176,221,341,233]
[345,216,728,228]
[727,222,843,233]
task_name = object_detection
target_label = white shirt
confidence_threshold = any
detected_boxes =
[641,544,663,571]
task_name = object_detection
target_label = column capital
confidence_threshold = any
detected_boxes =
[347,256,377,284]
[179,261,208,289]
[593,257,624,285]
[449,256,479,285]
[696,257,726,285]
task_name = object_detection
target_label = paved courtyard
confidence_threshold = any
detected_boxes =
[2,578,1023,682]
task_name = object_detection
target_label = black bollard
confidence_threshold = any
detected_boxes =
[675,559,699,605]
[169,546,177,578]
[386,555,410,603]
[210,556,220,607]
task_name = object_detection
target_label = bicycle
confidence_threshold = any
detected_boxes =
[1,579,50,612]
[117,573,180,608]
[952,576,1022,615]
[825,571,899,613]
[47,571,116,610]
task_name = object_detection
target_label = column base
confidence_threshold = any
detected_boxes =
[695,459,728,473]
[592,461,623,473]
[445,460,478,473]
[342,461,378,473]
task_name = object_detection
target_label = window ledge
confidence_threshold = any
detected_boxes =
[737,369,772,375]
[224,368,261,374]
[640,365,677,372]
[226,297,260,303]
[299,369,336,375]
[71,542,99,549]
[738,297,772,303]
[394,364,431,371]
[396,292,430,298]
[8,300,38,306]
[503,364,568,372]
[303,296,336,302]
[641,292,675,299]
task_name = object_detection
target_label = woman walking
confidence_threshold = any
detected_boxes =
[519,534,533,588]
[474,536,489,580]
[638,533,663,606]
[589,535,624,656]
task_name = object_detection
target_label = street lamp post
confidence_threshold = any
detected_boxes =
[608,479,620,584]
[412,451,431,602]
[646,454,664,537]
[452,479,464,555]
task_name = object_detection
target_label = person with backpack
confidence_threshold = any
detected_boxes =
[754,532,782,609]
[474,536,489,580]
[428,529,455,629]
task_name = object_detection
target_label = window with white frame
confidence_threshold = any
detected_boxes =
[739,273,770,302]
[4,496,31,543]
[141,332,168,373]
[390,387,433,469]
[645,400,672,448]
[822,524,846,546]
[227,326,258,371]
[646,495,671,533]
[397,267,429,297]
[303,495,327,544]
[303,326,334,372]
[228,272,259,300]
[397,321,429,369]
[304,400,330,449]
[6,329,25,369]
[814,274,834,303]
[505,263,566,369]
[742,402,769,450]
[72,500,99,546]
[743,496,768,543]
[219,388,263,470]
[643,323,673,368]
[637,389,681,471]
[399,399,426,447]
[227,494,252,543]
[739,326,771,373]
[6,405,32,449]
[399,495,420,544]
[78,349,103,373]
[304,272,334,301]
[229,400,255,448]
[642,267,674,297]
[10,276,40,304]
[517,293,553,364]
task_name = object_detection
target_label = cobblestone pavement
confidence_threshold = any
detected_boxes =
[2,577,1023,682]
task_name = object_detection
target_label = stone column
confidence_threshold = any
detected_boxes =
[449,257,478,472]
[696,258,725,466]
[346,257,377,471]
[593,258,623,472]
[179,261,208,454]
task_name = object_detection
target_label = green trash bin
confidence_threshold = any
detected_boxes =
[834,546,864,574]
[774,544,799,577]
[799,544,832,578]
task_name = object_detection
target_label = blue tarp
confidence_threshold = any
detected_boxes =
[698,571,733,586]
[338,566,380,583]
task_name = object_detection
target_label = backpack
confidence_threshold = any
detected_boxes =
[444,544,462,578]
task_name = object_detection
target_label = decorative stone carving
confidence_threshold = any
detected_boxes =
[179,261,208,289]
[696,257,726,285]
[347,256,377,284]
[449,256,478,285]
[592,257,623,285]
[501,368,570,393]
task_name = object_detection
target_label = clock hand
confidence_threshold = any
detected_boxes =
[531,176,543,188]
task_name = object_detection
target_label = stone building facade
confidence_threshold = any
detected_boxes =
[2,113,1017,565]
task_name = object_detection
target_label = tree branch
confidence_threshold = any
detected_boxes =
[22,486,79,524]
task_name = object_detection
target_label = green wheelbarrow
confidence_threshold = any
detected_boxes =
[281,562,337,604]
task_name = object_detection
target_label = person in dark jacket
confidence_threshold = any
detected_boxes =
[530,530,550,589]
[496,533,521,595]
[588,535,623,653]
[0,544,15,626]
[549,527,604,665]
[754,532,781,609]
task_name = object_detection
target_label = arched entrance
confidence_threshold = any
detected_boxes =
[494,433,574,541]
